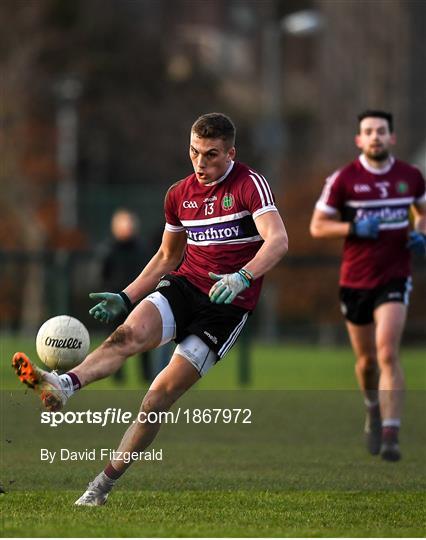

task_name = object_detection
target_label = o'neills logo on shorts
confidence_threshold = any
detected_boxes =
[45,337,83,349]
[156,279,171,289]
[204,331,218,344]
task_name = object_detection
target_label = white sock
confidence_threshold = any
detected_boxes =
[382,418,401,428]
[58,374,77,399]
[93,471,116,492]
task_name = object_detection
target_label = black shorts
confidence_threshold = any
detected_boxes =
[339,277,412,325]
[155,274,250,358]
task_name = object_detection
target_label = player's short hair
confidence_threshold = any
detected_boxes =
[191,113,236,148]
[358,110,394,132]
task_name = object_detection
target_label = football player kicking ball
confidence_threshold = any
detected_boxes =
[13,112,288,505]
[310,110,426,462]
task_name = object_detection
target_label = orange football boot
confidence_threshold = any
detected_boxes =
[12,352,68,411]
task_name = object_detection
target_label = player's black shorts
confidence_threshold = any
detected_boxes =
[155,274,250,358]
[339,277,412,325]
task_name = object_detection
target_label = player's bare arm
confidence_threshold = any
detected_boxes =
[208,211,288,305]
[123,230,187,303]
[407,200,426,256]
[244,211,288,278]
[310,208,380,240]
[310,208,350,238]
[411,200,426,233]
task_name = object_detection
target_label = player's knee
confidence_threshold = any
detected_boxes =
[141,390,169,416]
[103,324,140,355]
[356,354,376,372]
[377,345,398,368]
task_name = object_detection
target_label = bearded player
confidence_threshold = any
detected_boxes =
[310,110,426,462]
[13,112,288,504]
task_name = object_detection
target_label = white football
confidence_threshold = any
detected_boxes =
[36,315,90,371]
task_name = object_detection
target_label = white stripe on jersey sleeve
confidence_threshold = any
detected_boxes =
[249,171,273,206]
[165,223,185,232]
[253,205,278,220]
[318,170,340,206]
[249,174,266,206]
[414,192,426,204]
[315,200,339,214]
[249,170,274,205]
[260,173,274,203]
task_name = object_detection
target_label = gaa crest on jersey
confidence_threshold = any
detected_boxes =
[396,181,408,194]
[221,193,234,211]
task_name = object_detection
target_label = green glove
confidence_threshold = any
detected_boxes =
[89,292,128,324]
[208,270,251,304]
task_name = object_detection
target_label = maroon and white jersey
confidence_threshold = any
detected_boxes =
[164,161,277,310]
[316,154,426,289]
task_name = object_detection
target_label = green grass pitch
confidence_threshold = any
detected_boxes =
[1,335,425,537]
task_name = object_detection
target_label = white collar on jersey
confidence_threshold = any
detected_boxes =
[204,160,235,186]
[359,153,395,175]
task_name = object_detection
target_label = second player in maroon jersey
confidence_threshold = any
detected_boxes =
[316,154,425,289]
[310,110,426,463]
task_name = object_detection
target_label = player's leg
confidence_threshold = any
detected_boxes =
[346,322,379,403]
[12,300,163,411]
[374,302,407,461]
[75,345,208,506]
[75,290,246,505]
[72,300,162,385]
[75,333,218,506]
[112,353,200,471]
[108,334,218,476]
[345,321,381,454]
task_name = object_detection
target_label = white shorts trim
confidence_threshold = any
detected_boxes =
[175,335,217,377]
[144,292,176,346]
[218,312,249,357]
[403,276,413,305]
